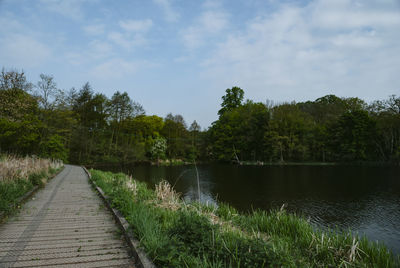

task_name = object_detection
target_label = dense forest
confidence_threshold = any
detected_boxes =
[1,68,399,165]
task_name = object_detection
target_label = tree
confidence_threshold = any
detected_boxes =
[40,134,68,161]
[0,87,41,155]
[35,74,59,110]
[150,137,167,162]
[162,113,189,158]
[123,115,164,160]
[189,120,201,160]
[218,86,244,116]
[0,68,33,92]
[369,95,400,163]
[108,91,144,123]
[209,101,270,162]
[329,110,377,161]
[69,83,111,163]
[265,103,312,161]
[189,121,201,132]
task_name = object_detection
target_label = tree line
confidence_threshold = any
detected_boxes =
[1,68,399,165]
[208,87,400,164]
[0,68,202,164]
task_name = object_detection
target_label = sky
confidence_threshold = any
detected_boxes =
[0,0,399,128]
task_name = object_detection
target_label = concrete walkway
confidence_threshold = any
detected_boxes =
[0,165,135,267]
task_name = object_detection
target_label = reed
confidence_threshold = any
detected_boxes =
[154,180,181,210]
[0,155,63,217]
[0,155,62,182]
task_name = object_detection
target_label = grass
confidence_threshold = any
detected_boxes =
[90,169,400,267]
[0,155,63,217]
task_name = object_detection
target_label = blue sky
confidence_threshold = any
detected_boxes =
[1,0,399,128]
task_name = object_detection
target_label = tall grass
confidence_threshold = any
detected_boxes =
[90,169,400,267]
[0,155,62,182]
[0,155,63,217]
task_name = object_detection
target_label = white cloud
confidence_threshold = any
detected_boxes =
[199,11,228,33]
[202,0,224,9]
[201,0,400,102]
[181,9,229,49]
[119,19,153,32]
[310,0,400,30]
[83,24,105,35]
[107,31,147,49]
[65,40,113,66]
[65,52,84,65]
[89,58,144,79]
[88,40,113,58]
[39,0,89,20]
[0,34,52,68]
[0,16,23,33]
[153,0,179,22]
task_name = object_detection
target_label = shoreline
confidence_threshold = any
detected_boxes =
[88,168,399,267]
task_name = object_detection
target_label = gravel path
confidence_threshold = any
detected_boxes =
[0,165,135,267]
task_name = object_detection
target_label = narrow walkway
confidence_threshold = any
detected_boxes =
[0,165,135,268]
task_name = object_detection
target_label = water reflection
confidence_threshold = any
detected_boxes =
[99,164,400,255]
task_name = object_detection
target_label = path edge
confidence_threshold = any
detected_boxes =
[82,166,156,268]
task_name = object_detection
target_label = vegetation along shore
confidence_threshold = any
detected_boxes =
[89,169,399,267]
[0,155,63,220]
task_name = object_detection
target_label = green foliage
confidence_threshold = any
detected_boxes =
[40,134,68,162]
[150,137,167,160]
[329,110,377,161]
[1,68,399,165]
[218,86,245,116]
[162,113,190,159]
[209,90,400,164]
[210,100,270,161]
[28,172,46,187]
[216,203,238,221]
[0,179,33,216]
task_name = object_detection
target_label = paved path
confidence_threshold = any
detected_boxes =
[0,165,135,267]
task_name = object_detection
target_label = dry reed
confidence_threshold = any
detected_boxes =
[0,155,63,182]
[154,180,181,210]
[126,176,138,196]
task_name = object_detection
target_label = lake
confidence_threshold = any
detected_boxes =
[98,164,400,255]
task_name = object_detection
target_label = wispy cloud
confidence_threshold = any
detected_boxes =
[89,58,153,80]
[181,8,229,50]
[201,0,400,101]
[107,31,147,49]
[119,19,153,32]
[83,24,105,35]
[153,0,179,22]
[65,39,113,66]
[39,0,89,20]
[0,15,52,68]
[0,33,52,68]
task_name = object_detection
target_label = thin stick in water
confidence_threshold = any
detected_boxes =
[193,160,201,202]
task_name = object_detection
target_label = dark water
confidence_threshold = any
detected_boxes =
[100,164,400,254]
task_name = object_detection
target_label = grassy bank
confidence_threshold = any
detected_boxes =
[0,155,63,217]
[90,169,399,267]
